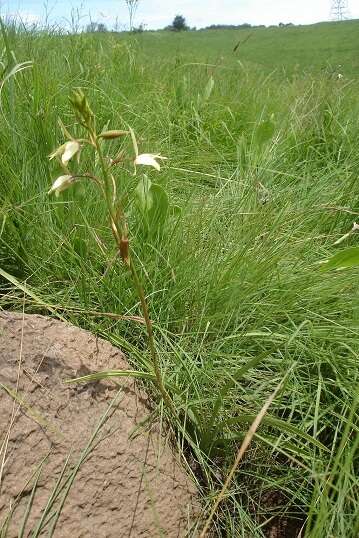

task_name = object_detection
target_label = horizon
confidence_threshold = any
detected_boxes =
[2,1,359,31]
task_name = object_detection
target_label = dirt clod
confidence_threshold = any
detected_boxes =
[0,312,199,537]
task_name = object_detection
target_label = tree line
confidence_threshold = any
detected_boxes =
[86,15,294,34]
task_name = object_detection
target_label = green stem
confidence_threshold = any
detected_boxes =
[129,259,176,415]
[93,137,117,223]
[94,133,176,416]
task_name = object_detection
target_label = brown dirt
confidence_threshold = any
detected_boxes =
[0,312,200,537]
[260,490,305,538]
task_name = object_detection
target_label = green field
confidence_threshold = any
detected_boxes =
[142,19,359,76]
[1,18,359,536]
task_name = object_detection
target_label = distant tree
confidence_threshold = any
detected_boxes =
[86,21,108,32]
[132,23,145,33]
[171,15,189,31]
[86,22,97,32]
[204,23,251,30]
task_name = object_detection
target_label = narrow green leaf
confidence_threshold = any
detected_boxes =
[203,75,214,101]
[208,352,269,431]
[65,369,156,384]
[19,461,45,538]
[170,204,182,216]
[255,118,275,145]
[321,247,359,271]
[135,175,152,213]
[223,414,329,452]
[0,268,66,321]
[128,126,138,157]
[148,183,169,225]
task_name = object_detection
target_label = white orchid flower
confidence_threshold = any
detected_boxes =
[49,140,81,165]
[134,153,167,172]
[48,175,74,197]
[62,141,81,164]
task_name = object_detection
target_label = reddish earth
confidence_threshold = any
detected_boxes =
[0,312,199,537]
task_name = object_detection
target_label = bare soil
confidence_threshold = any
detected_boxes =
[0,312,199,537]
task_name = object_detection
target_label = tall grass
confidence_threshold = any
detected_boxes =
[1,21,359,536]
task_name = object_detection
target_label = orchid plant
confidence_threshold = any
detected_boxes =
[48,90,175,414]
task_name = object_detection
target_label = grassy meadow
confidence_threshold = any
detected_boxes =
[1,18,359,536]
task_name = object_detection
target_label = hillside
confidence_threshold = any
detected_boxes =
[137,19,359,76]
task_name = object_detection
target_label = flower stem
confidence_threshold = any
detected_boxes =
[94,133,176,416]
[128,259,176,415]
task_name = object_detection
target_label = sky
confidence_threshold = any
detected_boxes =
[2,0,359,30]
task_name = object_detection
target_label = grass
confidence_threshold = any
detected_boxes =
[1,18,359,536]
[137,19,359,76]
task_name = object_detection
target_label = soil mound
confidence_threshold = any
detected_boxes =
[0,312,199,537]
